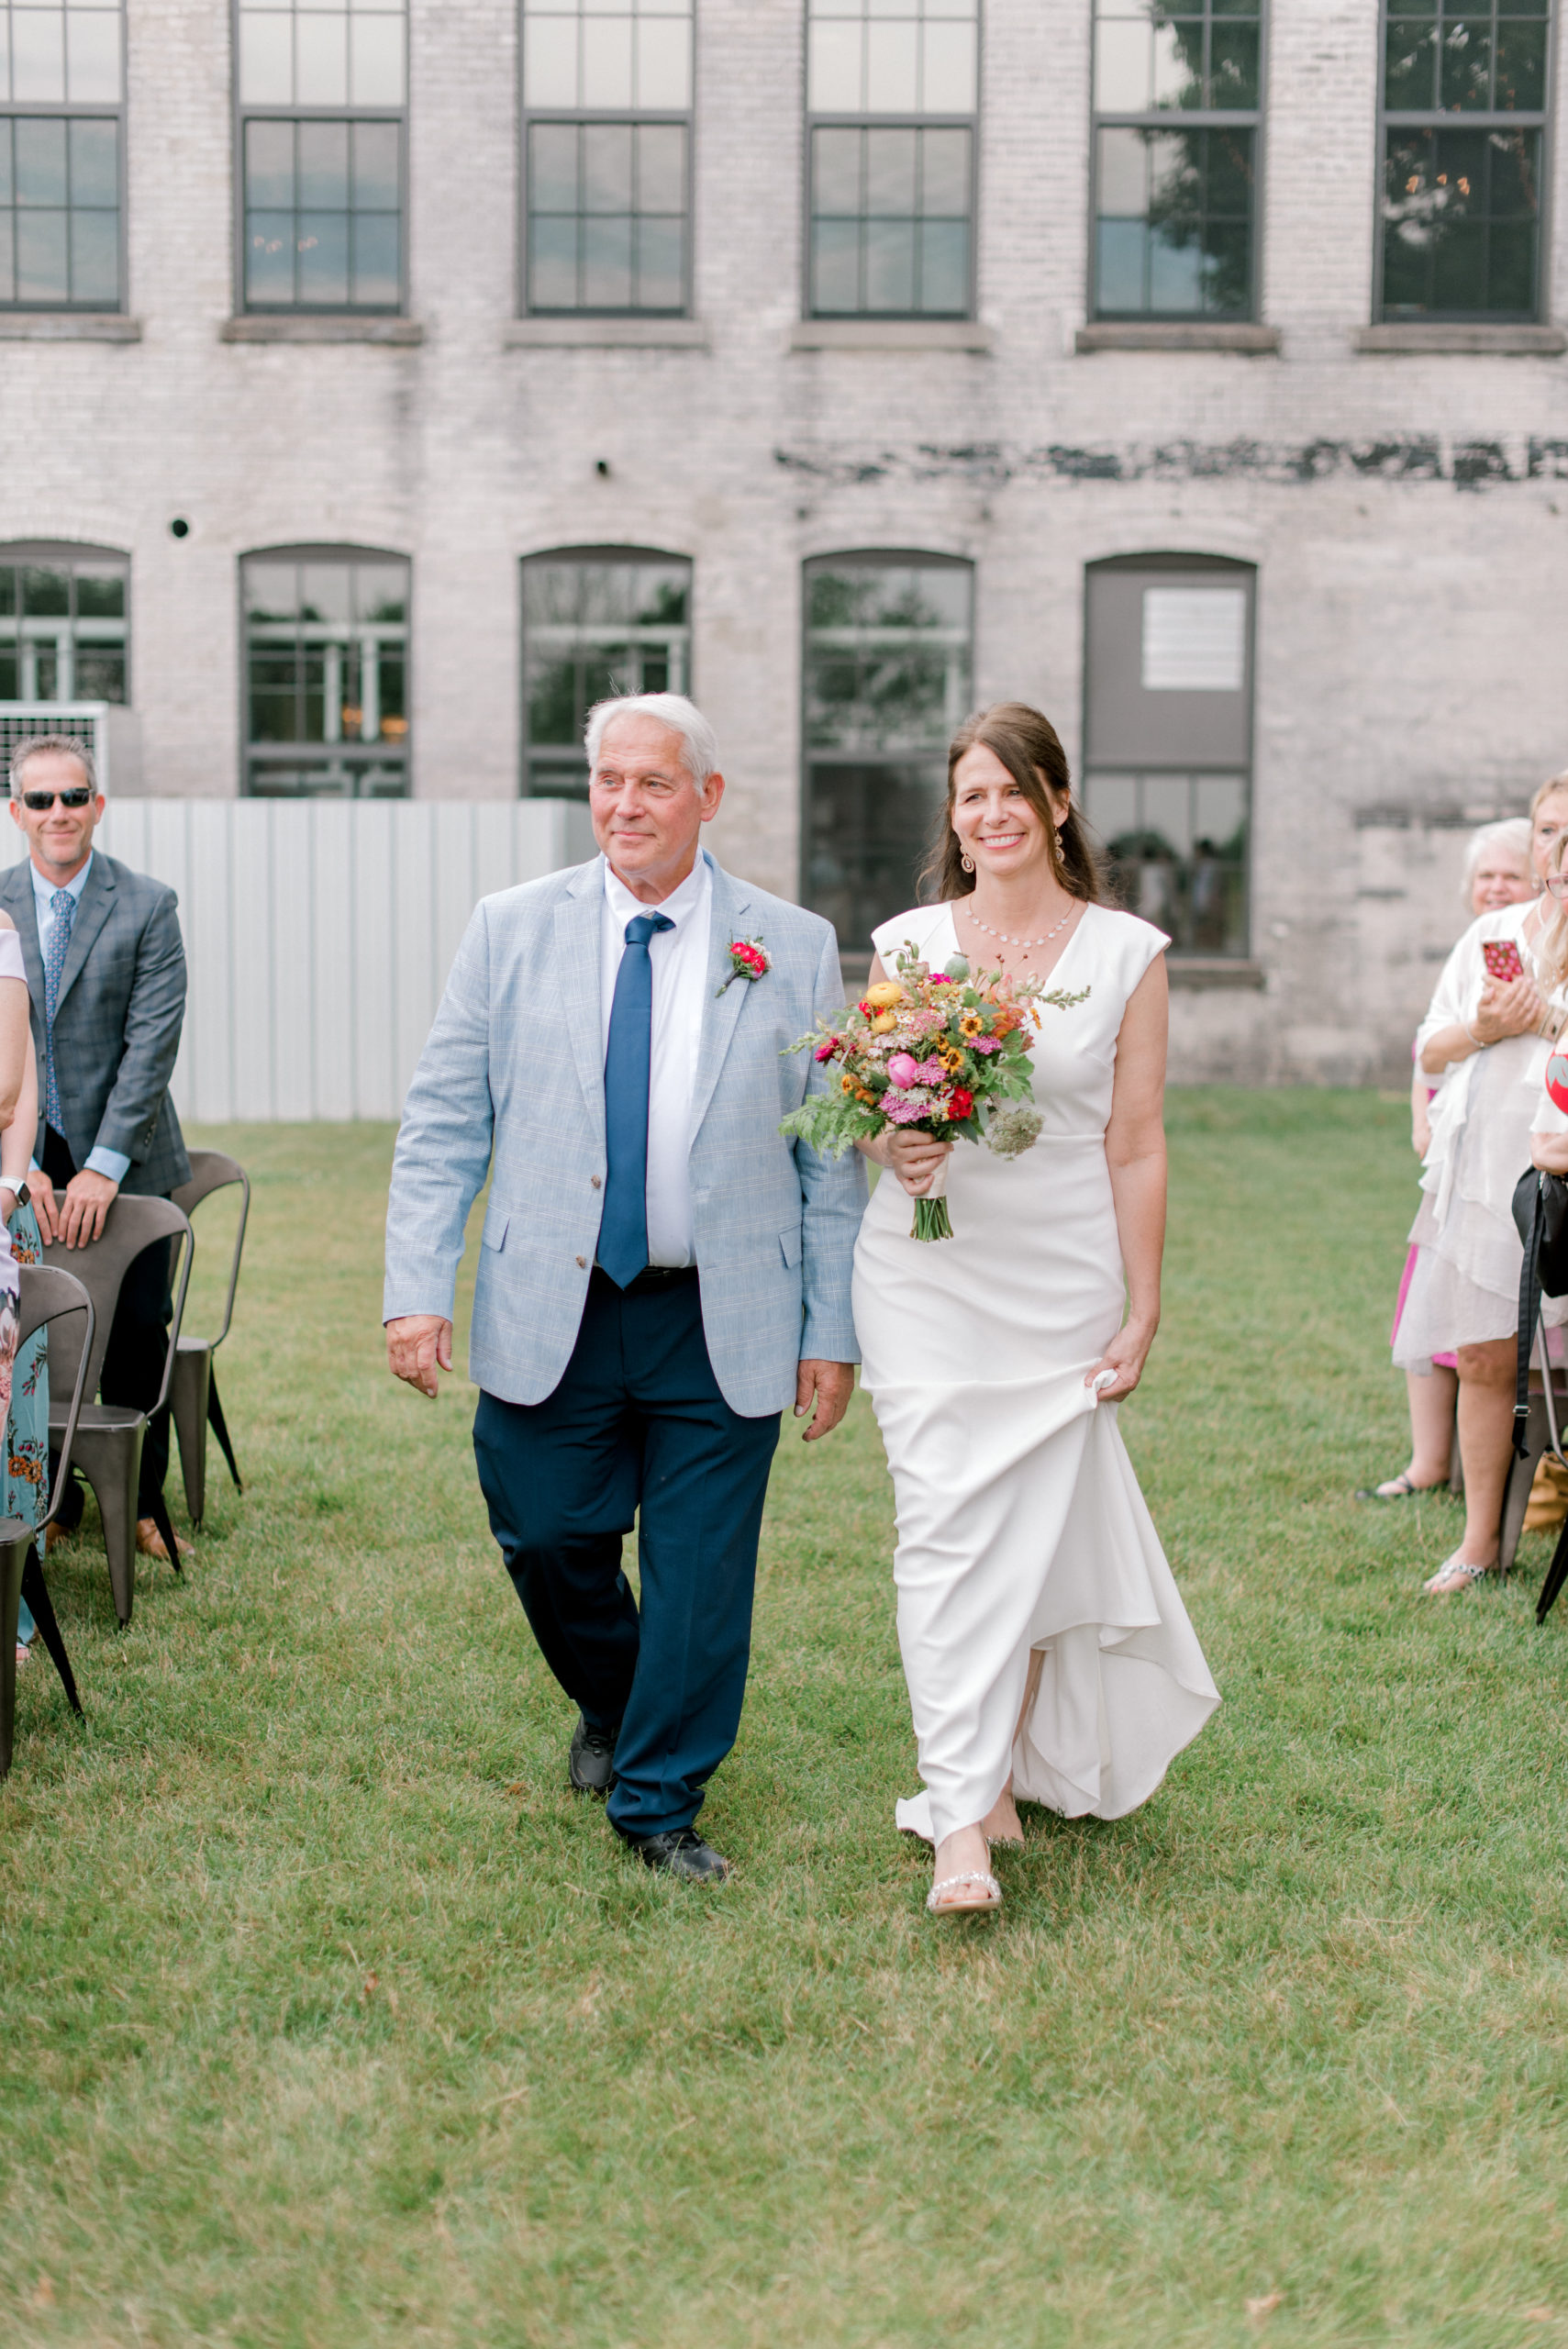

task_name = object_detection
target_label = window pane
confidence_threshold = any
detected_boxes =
[246,561,298,619]
[351,118,398,209]
[246,118,295,207]
[1496,17,1547,109]
[529,120,578,211]
[634,13,689,106]
[0,124,11,210]
[247,212,295,301]
[349,11,403,104]
[529,212,578,305]
[635,212,682,306]
[64,6,120,102]
[524,15,579,105]
[354,562,405,624]
[1209,20,1258,106]
[813,126,861,214]
[15,117,67,206]
[299,562,351,624]
[920,19,974,111]
[21,562,70,617]
[582,119,632,212]
[70,202,116,299]
[239,11,294,104]
[581,15,632,104]
[1096,217,1147,310]
[1098,125,1148,216]
[351,207,397,302]
[920,127,969,216]
[1385,17,1437,109]
[865,127,916,217]
[581,211,631,305]
[811,216,860,309]
[73,562,124,618]
[68,116,116,206]
[917,217,965,311]
[864,21,917,109]
[298,119,349,208]
[297,210,349,302]
[808,18,863,110]
[17,207,68,298]
[295,10,348,103]
[1151,18,1204,106]
[12,6,65,102]
[1096,17,1151,110]
[1439,16,1492,109]
[863,213,915,309]
[636,121,684,212]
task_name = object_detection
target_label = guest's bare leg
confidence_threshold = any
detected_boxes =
[1427,1341,1515,1587]
[1407,1364,1459,1488]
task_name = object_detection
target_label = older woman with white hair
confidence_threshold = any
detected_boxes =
[1363,817,1538,1505]
[1388,779,1568,1592]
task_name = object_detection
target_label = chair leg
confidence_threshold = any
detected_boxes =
[0,1531,25,1777]
[208,1372,242,1492]
[171,1346,211,1528]
[147,1487,183,1577]
[19,1544,83,1716]
[1499,1397,1550,1576]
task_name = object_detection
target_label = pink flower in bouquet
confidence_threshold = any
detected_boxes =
[886,1052,919,1087]
[886,1097,933,1124]
[971,1035,1001,1055]
[814,1036,840,1063]
[912,1055,950,1083]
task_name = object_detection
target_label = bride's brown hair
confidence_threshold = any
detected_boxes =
[919,701,1106,907]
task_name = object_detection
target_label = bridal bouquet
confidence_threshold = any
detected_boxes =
[779,941,1088,1240]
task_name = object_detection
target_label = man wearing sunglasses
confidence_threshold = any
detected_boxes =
[2,735,192,1559]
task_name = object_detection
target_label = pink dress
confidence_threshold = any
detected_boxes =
[1390,1042,1456,1371]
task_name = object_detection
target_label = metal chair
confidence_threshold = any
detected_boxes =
[0,1264,95,1777]
[40,1193,193,1628]
[170,1151,250,1526]
[1500,1320,1568,1582]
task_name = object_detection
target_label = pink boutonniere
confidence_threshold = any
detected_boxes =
[717,936,771,996]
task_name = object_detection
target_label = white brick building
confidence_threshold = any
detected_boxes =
[2,0,1566,1079]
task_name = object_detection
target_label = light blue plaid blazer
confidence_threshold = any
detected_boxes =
[384,851,866,1419]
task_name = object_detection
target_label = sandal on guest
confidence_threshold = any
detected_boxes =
[1355,1472,1442,1502]
[1422,1551,1497,1596]
[928,1868,1002,1916]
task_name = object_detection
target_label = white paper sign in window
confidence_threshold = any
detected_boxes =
[1140,587,1247,694]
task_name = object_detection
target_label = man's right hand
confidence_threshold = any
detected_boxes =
[386,1314,454,1398]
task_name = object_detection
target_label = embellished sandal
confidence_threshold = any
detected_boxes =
[1355,1472,1444,1502]
[927,1869,1002,1917]
[1422,1551,1497,1595]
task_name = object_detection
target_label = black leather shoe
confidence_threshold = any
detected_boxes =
[568,1713,618,1795]
[617,1826,730,1882]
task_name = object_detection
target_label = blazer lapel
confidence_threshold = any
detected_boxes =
[0,863,44,1017]
[555,857,606,1147]
[690,856,754,1141]
[52,854,116,1020]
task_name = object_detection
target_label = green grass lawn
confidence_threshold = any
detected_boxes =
[5,1095,1568,2348]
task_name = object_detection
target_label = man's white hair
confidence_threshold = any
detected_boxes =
[1462,815,1532,907]
[584,692,717,789]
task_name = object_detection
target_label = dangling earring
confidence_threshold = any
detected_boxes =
[960,852,974,874]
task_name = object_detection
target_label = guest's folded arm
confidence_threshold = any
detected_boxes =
[1532,1131,1568,1174]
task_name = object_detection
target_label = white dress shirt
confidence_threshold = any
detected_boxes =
[601,853,713,1268]
[28,851,129,1185]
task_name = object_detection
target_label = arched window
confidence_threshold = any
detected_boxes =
[0,540,128,702]
[802,549,973,950]
[521,546,692,797]
[242,545,409,796]
[1082,553,1254,957]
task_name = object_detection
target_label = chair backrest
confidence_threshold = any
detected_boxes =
[39,1193,193,1416]
[16,1263,95,1525]
[172,1151,250,1348]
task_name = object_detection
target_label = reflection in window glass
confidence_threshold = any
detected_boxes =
[1084,771,1249,954]
[1092,1,1262,321]
[522,1,693,314]
[803,554,973,950]
[1378,4,1549,318]
[243,550,409,796]
[521,550,691,797]
[0,0,122,307]
[0,544,128,702]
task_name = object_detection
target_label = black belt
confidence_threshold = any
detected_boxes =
[594,1262,699,1291]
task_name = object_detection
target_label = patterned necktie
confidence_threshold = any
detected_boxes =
[597,910,675,1289]
[43,887,75,1133]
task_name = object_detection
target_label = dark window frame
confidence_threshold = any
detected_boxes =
[0,537,129,702]
[239,541,412,798]
[0,0,128,313]
[1374,0,1555,323]
[799,546,975,952]
[519,542,695,798]
[231,0,409,316]
[518,3,695,317]
[1088,0,1267,325]
[1080,551,1255,962]
[803,3,981,322]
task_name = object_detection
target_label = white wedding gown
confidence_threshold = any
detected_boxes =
[852,901,1220,1849]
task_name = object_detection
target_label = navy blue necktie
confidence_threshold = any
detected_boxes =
[598,911,674,1288]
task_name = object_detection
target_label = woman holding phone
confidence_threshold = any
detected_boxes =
[1392,774,1568,1593]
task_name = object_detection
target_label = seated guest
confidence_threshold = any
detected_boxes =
[1,736,192,1560]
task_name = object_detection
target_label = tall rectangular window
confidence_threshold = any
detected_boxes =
[0,2,124,309]
[522,549,692,796]
[1091,1,1262,320]
[243,549,408,796]
[802,552,973,951]
[1379,1,1550,320]
[806,0,977,318]
[1081,557,1253,958]
[236,0,406,311]
[0,542,127,700]
[521,1,693,314]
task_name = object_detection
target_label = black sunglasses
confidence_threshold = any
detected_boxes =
[19,788,93,811]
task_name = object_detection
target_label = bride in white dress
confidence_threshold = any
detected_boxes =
[851,703,1220,1918]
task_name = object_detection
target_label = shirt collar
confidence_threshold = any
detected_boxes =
[604,851,709,932]
[31,851,93,913]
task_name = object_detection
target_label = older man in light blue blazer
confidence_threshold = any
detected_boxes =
[385,693,865,1881]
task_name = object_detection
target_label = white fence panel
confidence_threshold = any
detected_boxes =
[0,798,584,1122]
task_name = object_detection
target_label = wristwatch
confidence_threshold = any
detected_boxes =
[0,1178,29,1208]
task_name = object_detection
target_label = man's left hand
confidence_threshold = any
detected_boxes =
[57,1168,119,1248]
[795,1359,854,1442]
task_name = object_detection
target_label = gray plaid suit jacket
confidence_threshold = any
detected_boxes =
[0,850,190,1197]
[384,851,867,1419]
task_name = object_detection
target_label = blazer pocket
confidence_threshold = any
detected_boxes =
[779,1228,802,1269]
[482,1209,510,1253]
